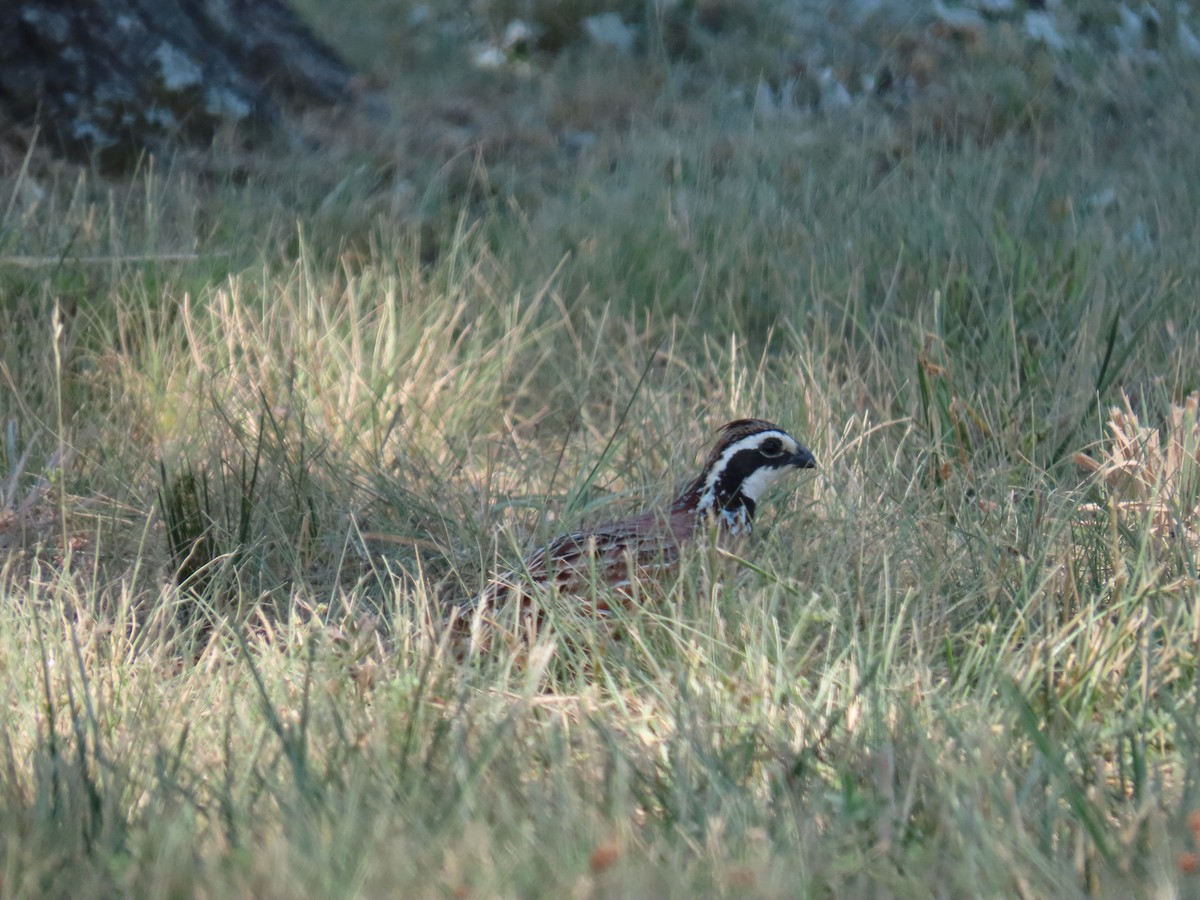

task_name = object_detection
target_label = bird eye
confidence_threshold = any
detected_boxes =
[759,437,783,457]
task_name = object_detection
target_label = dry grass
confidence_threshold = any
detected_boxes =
[2,1,1200,896]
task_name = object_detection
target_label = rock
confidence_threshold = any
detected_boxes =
[1024,10,1067,50]
[503,19,532,52]
[407,4,430,27]
[754,78,777,117]
[818,67,853,109]
[559,129,595,157]
[583,12,637,54]
[971,0,1016,13]
[931,2,987,42]
[0,0,357,169]
[1181,19,1200,58]
[471,43,507,69]
[1089,187,1117,212]
[1122,217,1153,253]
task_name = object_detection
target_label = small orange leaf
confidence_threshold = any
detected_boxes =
[589,842,620,874]
[725,867,757,888]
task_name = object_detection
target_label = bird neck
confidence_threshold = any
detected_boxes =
[672,476,756,535]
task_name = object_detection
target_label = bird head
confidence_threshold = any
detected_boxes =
[675,418,816,526]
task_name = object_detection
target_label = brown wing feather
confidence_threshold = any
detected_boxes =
[452,507,698,650]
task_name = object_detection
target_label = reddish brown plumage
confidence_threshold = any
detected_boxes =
[451,419,815,651]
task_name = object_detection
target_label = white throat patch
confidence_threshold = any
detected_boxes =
[719,505,752,535]
[737,463,791,504]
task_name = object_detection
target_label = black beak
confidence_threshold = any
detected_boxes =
[792,445,817,469]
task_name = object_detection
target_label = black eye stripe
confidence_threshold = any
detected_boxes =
[759,437,783,456]
[713,447,784,495]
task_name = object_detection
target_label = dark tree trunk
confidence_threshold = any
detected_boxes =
[0,0,358,170]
